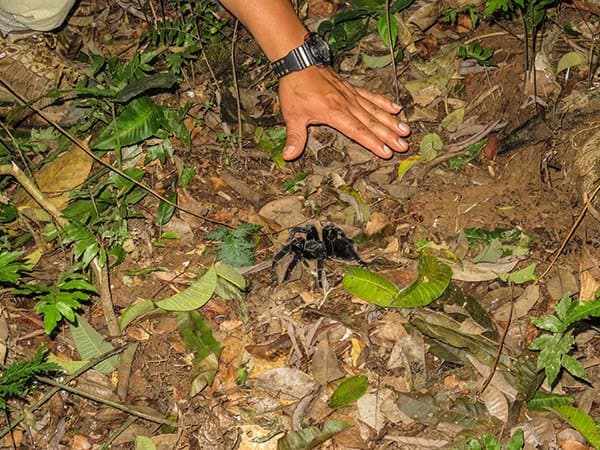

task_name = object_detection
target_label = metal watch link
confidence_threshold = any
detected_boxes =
[271,32,332,78]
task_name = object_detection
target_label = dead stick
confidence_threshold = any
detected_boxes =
[36,376,174,426]
[0,163,67,227]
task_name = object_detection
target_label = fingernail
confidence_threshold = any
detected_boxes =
[392,102,402,110]
[397,122,411,134]
[397,138,409,151]
[382,145,392,156]
[283,145,295,158]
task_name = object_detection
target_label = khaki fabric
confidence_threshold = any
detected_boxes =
[0,0,75,32]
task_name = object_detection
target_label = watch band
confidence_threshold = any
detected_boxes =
[271,45,315,78]
[270,33,331,78]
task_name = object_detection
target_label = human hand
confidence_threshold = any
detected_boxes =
[278,66,411,161]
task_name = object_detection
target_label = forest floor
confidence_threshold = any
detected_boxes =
[0,0,599,449]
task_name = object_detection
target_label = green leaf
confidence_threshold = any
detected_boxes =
[156,266,217,311]
[376,14,398,47]
[506,429,525,450]
[329,375,368,408]
[157,191,177,226]
[135,436,157,450]
[561,354,589,382]
[556,51,586,74]
[419,133,443,160]
[440,107,464,132]
[70,315,119,374]
[0,251,27,284]
[119,299,157,331]
[563,297,600,329]
[114,72,177,103]
[215,262,247,290]
[552,405,600,449]
[177,311,223,396]
[499,263,536,284]
[391,255,452,307]
[342,267,399,306]
[527,391,574,411]
[277,420,351,450]
[481,433,501,450]
[361,53,393,68]
[91,97,164,150]
[0,204,17,223]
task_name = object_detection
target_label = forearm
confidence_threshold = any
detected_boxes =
[219,0,307,61]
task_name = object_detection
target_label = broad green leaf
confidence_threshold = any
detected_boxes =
[47,353,89,375]
[114,72,177,103]
[440,107,464,132]
[70,315,119,374]
[91,97,164,150]
[376,14,398,47]
[563,297,600,329]
[119,299,157,331]
[135,436,157,450]
[362,53,393,68]
[506,429,525,450]
[215,262,247,290]
[342,267,399,306]
[556,51,586,74]
[527,392,574,411]
[419,133,443,160]
[552,405,600,449]
[277,420,351,450]
[177,311,223,396]
[329,375,368,408]
[391,255,452,307]
[499,263,536,284]
[157,191,177,226]
[481,433,501,450]
[561,354,589,382]
[156,266,217,311]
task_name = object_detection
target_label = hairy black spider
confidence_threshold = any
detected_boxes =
[270,224,366,288]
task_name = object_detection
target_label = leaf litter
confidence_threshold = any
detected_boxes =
[0,0,599,449]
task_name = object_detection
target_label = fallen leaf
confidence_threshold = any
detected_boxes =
[311,338,344,384]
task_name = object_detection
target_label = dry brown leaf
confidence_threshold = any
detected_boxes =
[258,196,307,230]
[311,337,344,384]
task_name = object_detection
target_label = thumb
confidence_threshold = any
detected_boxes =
[283,119,308,161]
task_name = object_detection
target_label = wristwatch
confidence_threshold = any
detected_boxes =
[271,32,332,78]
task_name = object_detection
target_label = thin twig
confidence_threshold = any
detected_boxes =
[91,259,120,336]
[539,183,600,281]
[231,20,243,154]
[384,0,400,102]
[36,376,174,426]
[0,163,67,228]
[478,282,514,396]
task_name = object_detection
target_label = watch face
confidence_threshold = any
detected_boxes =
[306,33,332,65]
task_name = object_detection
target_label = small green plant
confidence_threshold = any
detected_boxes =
[458,43,497,67]
[56,168,149,269]
[282,172,308,193]
[0,251,29,284]
[206,223,261,267]
[13,272,97,334]
[460,429,524,449]
[317,0,414,56]
[529,292,600,386]
[484,0,560,69]
[439,7,479,27]
[0,345,60,409]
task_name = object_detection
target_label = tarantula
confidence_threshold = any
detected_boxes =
[270,224,366,288]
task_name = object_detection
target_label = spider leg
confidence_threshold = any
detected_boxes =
[283,252,303,282]
[316,256,325,289]
[270,243,294,278]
